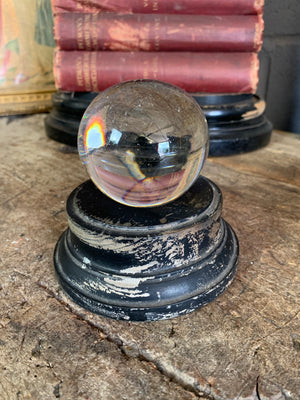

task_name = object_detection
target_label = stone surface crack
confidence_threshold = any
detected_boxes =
[1,188,32,207]
[256,377,262,400]
[263,379,297,400]
[37,281,221,400]
[259,308,300,342]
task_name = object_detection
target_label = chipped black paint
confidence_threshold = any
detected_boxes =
[54,176,239,321]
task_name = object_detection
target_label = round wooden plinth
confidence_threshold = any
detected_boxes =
[45,91,272,155]
[54,177,239,321]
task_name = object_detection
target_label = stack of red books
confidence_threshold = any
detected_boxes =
[52,0,265,94]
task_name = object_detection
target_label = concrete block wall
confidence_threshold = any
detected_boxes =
[257,0,300,133]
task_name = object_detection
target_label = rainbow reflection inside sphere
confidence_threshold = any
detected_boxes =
[78,80,209,207]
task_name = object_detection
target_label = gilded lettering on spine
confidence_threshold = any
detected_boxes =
[91,52,98,91]
[84,14,92,50]
[83,52,92,91]
[91,13,98,50]
[143,60,149,79]
[76,54,84,87]
[76,15,84,50]
[152,55,158,78]
[154,16,160,51]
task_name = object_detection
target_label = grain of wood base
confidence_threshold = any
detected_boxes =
[0,115,299,399]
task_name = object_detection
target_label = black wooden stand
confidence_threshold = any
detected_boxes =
[45,91,272,156]
[195,94,273,156]
[54,177,238,321]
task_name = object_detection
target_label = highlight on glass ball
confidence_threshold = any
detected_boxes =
[78,80,209,207]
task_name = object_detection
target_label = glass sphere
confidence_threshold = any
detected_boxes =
[78,80,209,207]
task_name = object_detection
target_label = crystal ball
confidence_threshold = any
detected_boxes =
[78,80,209,207]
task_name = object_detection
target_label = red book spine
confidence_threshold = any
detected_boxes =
[54,51,259,94]
[54,13,263,52]
[52,0,264,15]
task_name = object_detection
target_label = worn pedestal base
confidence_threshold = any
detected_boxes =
[54,177,238,321]
[45,91,272,155]
[195,94,273,156]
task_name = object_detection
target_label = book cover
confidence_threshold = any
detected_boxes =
[54,50,259,94]
[54,13,264,52]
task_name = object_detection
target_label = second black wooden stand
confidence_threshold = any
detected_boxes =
[45,91,272,156]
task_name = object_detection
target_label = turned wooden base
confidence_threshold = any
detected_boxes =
[54,177,239,321]
[45,91,272,156]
